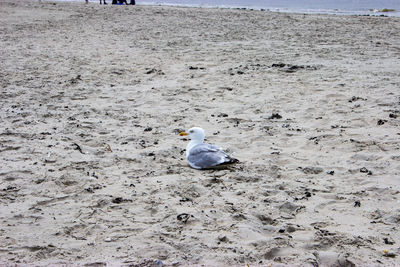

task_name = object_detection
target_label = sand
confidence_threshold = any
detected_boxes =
[1,0,400,266]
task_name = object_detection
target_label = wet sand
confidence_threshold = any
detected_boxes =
[1,0,400,265]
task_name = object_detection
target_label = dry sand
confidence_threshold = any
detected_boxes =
[1,0,400,266]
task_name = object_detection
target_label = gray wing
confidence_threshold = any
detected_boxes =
[187,143,238,169]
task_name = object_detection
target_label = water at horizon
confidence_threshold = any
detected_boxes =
[51,0,400,17]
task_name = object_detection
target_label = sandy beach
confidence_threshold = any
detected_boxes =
[1,0,400,266]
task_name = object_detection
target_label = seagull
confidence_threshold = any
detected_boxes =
[179,127,239,169]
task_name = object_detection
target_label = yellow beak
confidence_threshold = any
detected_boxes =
[179,131,188,136]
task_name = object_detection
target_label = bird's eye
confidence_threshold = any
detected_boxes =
[189,130,194,133]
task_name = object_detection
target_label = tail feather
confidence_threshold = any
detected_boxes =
[217,156,239,167]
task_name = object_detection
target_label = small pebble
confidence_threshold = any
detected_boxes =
[218,235,229,242]
[383,237,395,245]
[377,119,386,125]
[269,113,282,119]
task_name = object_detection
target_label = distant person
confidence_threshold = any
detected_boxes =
[85,0,88,3]
[112,0,128,4]
[100,0,107,4]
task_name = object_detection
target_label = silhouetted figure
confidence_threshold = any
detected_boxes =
[112,0,128,4]
[100,0,107,4]
[129,0,135,4]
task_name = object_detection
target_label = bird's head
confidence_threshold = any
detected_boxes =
[179,127,205,142]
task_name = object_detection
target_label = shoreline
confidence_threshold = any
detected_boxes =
[38,0,400,17]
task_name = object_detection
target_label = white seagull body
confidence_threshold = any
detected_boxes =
[179,127,239,169]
